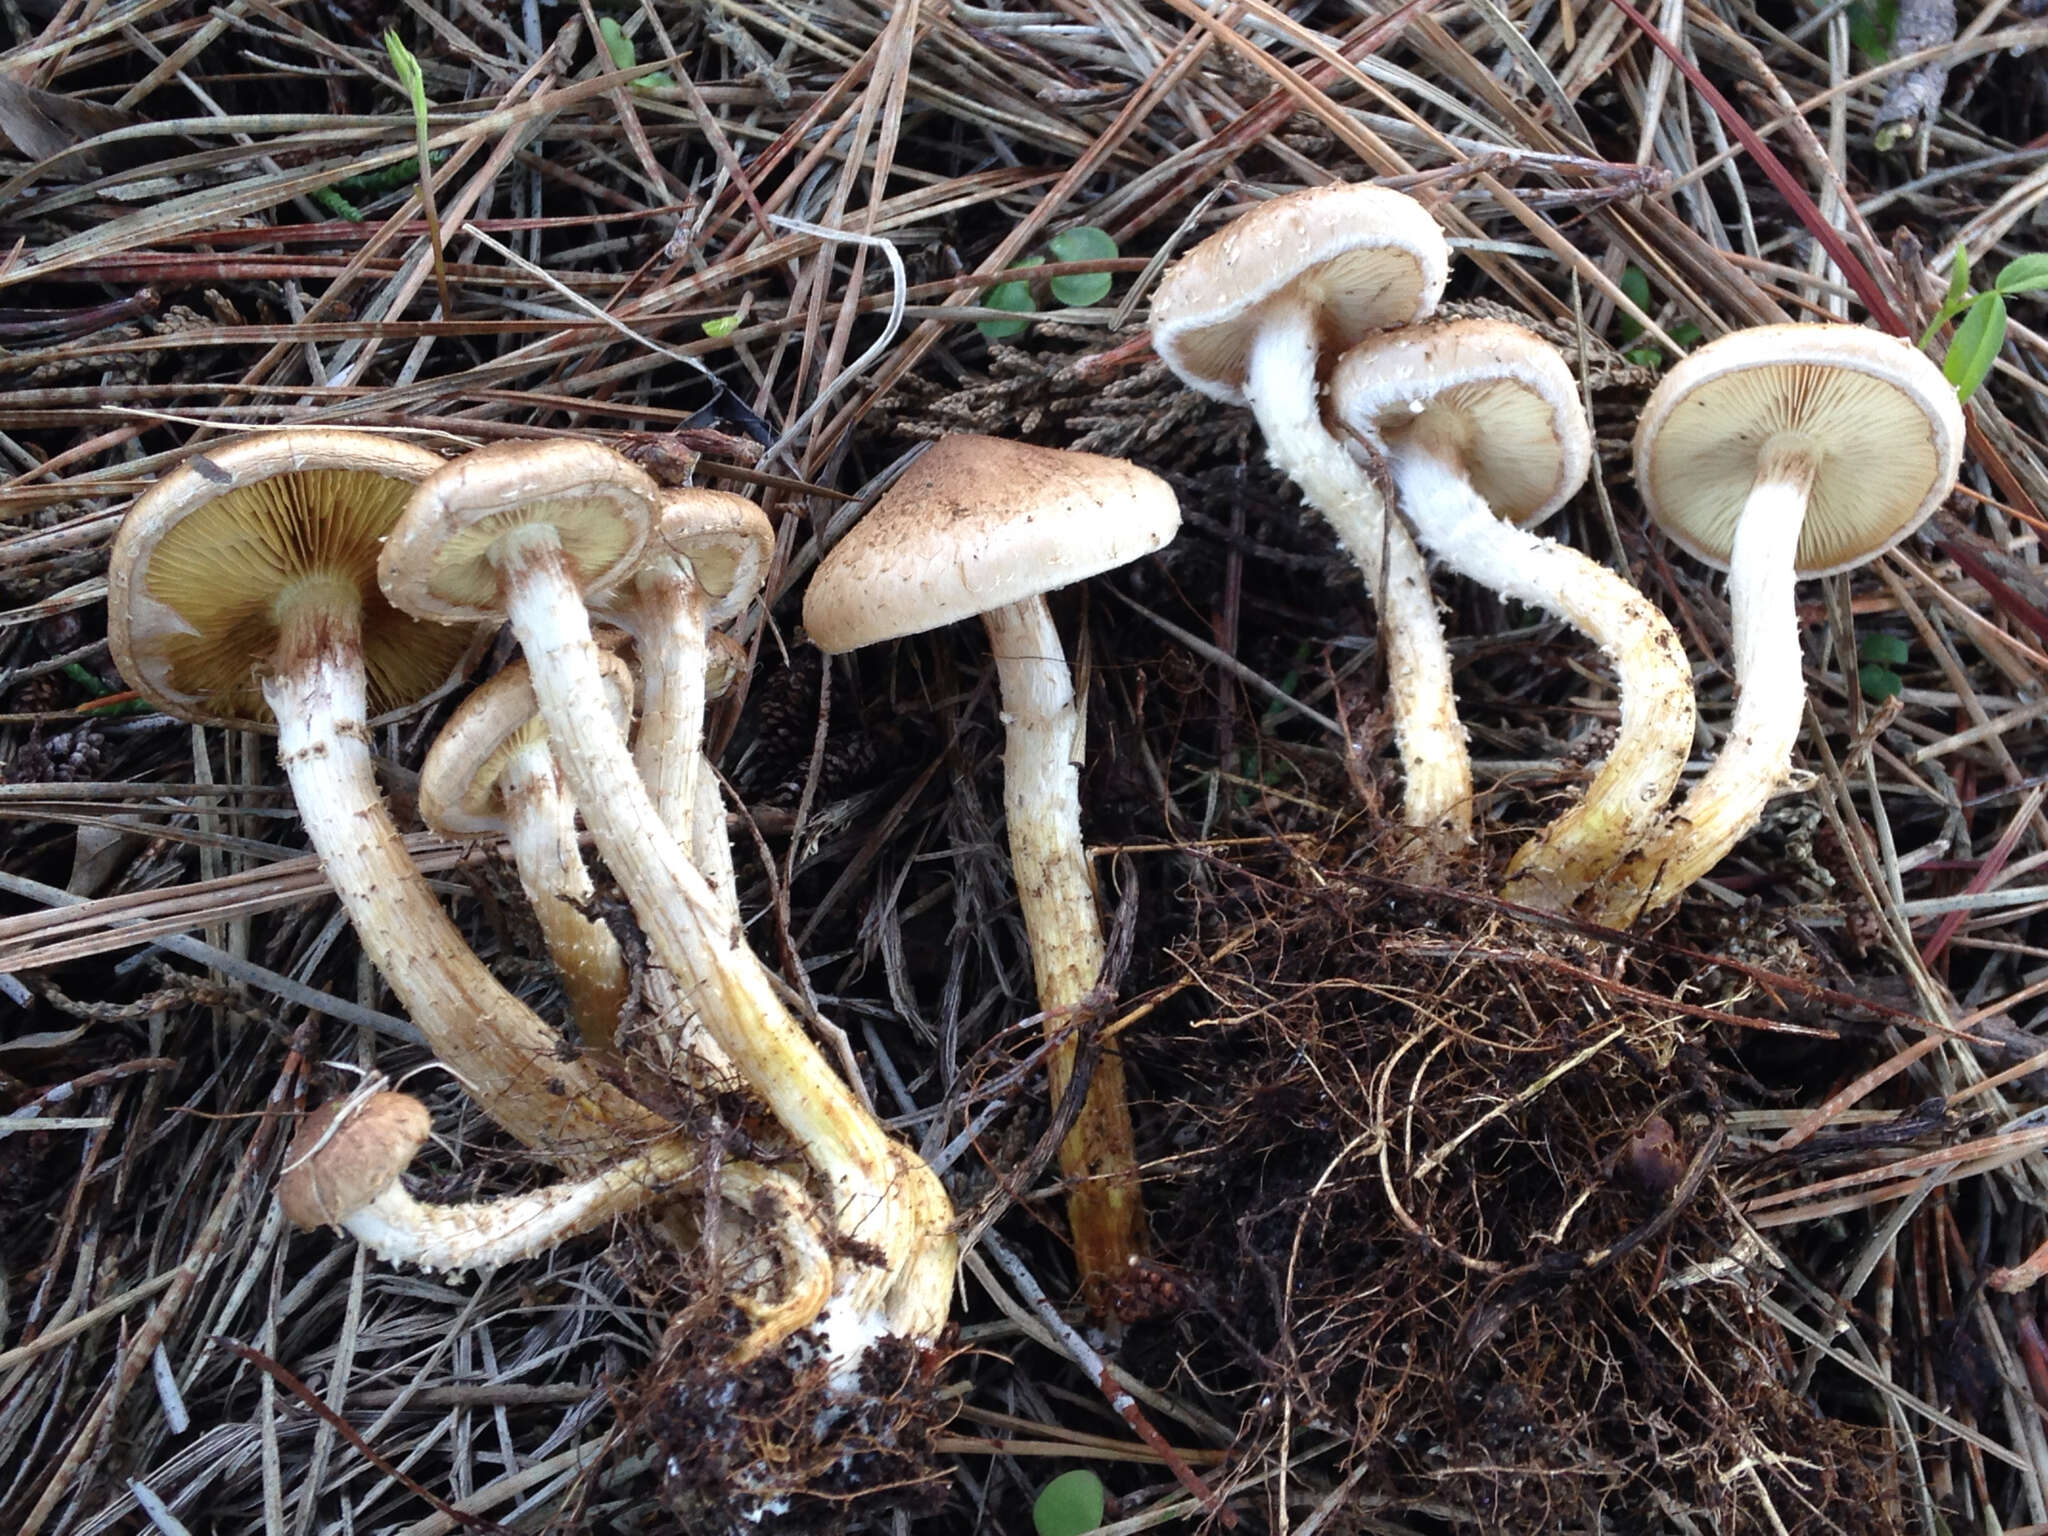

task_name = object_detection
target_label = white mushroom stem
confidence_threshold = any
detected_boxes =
[1381,433,1695,908]
[497,743,628,1053]
[980,597,1146,1299]
[489,524,955,1343]
[613,565,713,840]
[1242,301,1471,856]
[315,1141,830,1357]
[607,571,746,1084]
[263,586,670,1167]
[1588,439,1817,926]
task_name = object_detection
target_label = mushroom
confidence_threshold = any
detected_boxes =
[1149,182,1469,856]
[1329,319,1697,908]
[379,437,954,1354]
[1585,323,1964,925]
[418,645,637,1053]
[108,429,667,1165]
[804,434,1179,1307]
[280,1090,830,1356]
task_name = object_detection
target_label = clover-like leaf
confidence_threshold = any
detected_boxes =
[1859,662,1904,702]
[1047,226,1118,306]
[1033,1469,1106,1536]
[978,256,1043,341]
[1859,632,1910,668]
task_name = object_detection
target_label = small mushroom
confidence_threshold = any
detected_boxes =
[804,434,1179,1308]
[1150,183,1469,856]
[1330,319,1697,907]
[381,438,954,1355]
[1586,324,1964,924]
[418,646,637,1053]
[280,1090,830,1354]
[108,429,665,1165]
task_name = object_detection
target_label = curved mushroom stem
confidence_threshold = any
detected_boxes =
[1244,300,1471,861]
[1586,440,1817,926]
[311,1129,832,1356]
[263,588,670,1168]
[980,597,1146,1306]
[1380,439,1696,909]
[489,524,956,1348]
[498,744,629,1054]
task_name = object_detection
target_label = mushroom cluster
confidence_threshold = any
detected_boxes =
[1148,183,1966,920]
[103,186,1973,1519]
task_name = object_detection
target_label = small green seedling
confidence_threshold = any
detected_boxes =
[1614,267,1701,368]
[63,663,148,716]
[384,32,454,317]
[979,256,1045,341]
[977,226,1121,341]
[1032,1469,1106,1536]
[1858,632,1910,701]
[1920,247,2048,404]
[598,17,676,92]
[702,314,740,339]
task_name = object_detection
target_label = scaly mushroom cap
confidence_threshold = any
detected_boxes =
[1635,324,1964,577]
[277,1091,433,1230]
[379,439,657,621]
[1149,183,1451,405]
[1330,318,1593,529]
[108,431,471,726]
[803,435,1180,651]
[652,489,775,626]
[419,647,637,837]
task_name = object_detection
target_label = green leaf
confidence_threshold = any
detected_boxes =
[978,257,1043,340]
[1047,226,1118,306]
[1860,632,1910,667]
[1616,266,1652,342]
[1859,662,1904,701]
[702,314,739,339]
[1847,0,1895,56]
[1033,1470,1106,1536]
[1668,321,1704,348]
[1623,343,1665,369]
[1996,253,2048,296]
[1943,289,2006,402]
[1946,245,1972,307]
[597,16,674,90]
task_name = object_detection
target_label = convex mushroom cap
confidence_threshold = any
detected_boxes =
[1586,323,1964,925]
[1331,320,1695,906]
[1150,181,1451,403]
[1634,323,1962,577]
[420,645,636,836]
[279,1091,433,1233]
[803,434,1179,650]
[110,430,472,726]
[379,437,655,621]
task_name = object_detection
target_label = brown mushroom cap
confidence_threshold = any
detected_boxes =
[1634,324,1965,577]
[378,439,657,622]
[1330,318,1593,529]
[277,1091,433,1230]
[418,647,637,837]
[650,489,775,626]
[802,435,1180,652]
[108,431,472,726]
[1149,182,1451,405]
